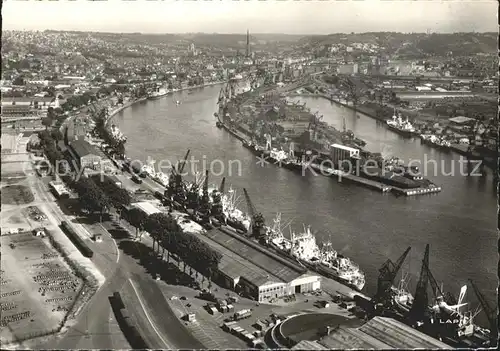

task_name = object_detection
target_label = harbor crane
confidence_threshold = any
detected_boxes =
[197,169,212,225]
[185,171,205,210]
[211,177,226,225]
[243,188,266,240]
[374,246,412,308]
[219,177,226,194]
[468,279,498,347]
[165,149,190,207]
[408,244,431,327]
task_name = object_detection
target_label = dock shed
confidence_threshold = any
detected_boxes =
[200,228,321,302]
[131,201,162,216]
[318,316,453,349]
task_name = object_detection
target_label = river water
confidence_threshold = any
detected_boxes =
[113,85,497,324]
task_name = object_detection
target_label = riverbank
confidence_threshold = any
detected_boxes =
[105,96,148,126]
[288,92,496,170]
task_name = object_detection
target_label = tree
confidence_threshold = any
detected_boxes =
[71,177,111,220]
[51,129,63,141]
[91,175,131,208]
[126,208,149,240]
[42,117,52,130]
[145,213,168,253]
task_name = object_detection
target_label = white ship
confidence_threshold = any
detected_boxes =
[153,172,170,187]
[140,158,156,178]
[391,272,414,313]
[221,187,251,232]
[386,110,416,137]
[148,87,168,99]
[263,218,366,291]
[269,148,290,165]
[265,213,293,252]
[109,124,127,143]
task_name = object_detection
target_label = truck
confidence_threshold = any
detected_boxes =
[233,309,252,321]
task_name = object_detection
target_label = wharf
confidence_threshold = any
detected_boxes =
[308,164,391,192]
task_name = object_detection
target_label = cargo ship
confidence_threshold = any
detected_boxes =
[420,134,452,151]
[264,213,366,291]
[386,110,417,137]
[220,187,251,232]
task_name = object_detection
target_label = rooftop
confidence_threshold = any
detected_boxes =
[319,317,453,349]
[69,139,101,159]
[131,201,162,216]
[205,228,306,283]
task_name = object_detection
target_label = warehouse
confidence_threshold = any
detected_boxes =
[69,139,113,173]
[130,201,161,216]
[200,228,321,302]
[318,316,453,349]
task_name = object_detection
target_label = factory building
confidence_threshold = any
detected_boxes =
[198,228,321,302]
[330,143,360,169]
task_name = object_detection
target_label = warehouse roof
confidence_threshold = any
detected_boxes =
[292,340,327,350]
[70,139,100,159]
[195,230,282,286]
[131,201,161,216]
[205,228,306,283]
[319,317,453,349]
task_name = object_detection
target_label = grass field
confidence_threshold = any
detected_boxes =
[0,232,84,343]
[1,185,35,205]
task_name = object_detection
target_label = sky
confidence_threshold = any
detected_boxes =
[3,0,498,34]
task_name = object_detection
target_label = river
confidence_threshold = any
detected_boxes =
[113,84,496,325]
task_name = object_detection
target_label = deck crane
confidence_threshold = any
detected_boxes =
[374,247,412,309]
[242,188,265,240]
[468,279,498,347]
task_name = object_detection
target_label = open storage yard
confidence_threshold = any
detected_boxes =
[0,231,84,343]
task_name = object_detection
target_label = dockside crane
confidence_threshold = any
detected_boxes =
[408,244,431,327]
[186,171,204,210]
[219,177,226,194]
[197,169,212,225]
[211,177,226,224]
[468,279,498,347]
[374,247,412,309]
[165,149,191,208]
[243,188,266,240]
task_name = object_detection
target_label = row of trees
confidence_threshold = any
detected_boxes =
[65,175,132,218]
[38,129,66,168]
[122,210,222,287]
